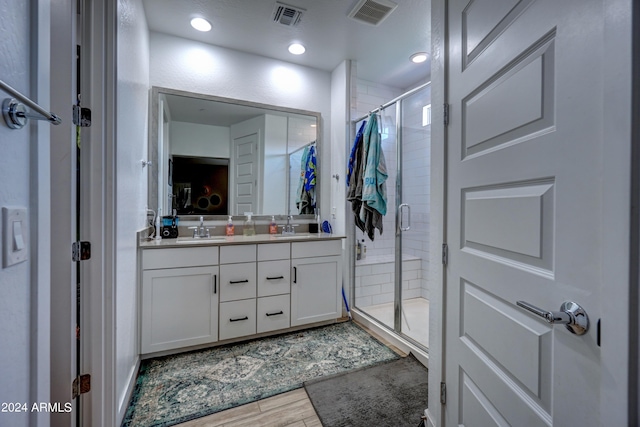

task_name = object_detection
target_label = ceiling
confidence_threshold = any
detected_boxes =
[142,0,431,89]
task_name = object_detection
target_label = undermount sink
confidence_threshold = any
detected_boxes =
[274,234,313,239]
[175,236,226,243]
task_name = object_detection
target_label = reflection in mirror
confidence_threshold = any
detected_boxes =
[148,87,320,218]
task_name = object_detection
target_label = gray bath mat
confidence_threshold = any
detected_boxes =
[304,353,428,427]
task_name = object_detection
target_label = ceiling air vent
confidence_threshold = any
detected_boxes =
[348,0,398,26]
[272,2,305,27]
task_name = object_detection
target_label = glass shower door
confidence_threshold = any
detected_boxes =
[397,86,431,348]
[353,104,398,332]
[352,84,431,350]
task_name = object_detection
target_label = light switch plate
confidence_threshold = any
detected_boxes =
[2,207,28,268]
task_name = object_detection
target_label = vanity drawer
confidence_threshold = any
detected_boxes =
[219,299,257,340]
[291,240,341,259]
[220,262,257,302]
[257,243,290,261]
[220,244,256,264]
[257,295,290,334]
[142,246,219,270]
[257,260,290,297]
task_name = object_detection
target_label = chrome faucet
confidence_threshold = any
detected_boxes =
[189,216,211,238]
[281,215,298,235]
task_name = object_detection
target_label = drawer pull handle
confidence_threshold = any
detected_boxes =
[266,276,284,280]
[266,311,284,317]
[229,316,249,322]
[229,279,249,284]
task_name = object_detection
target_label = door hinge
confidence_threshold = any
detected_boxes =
[73,105,91,127]
[440,382,446,404]
[443,103,450,126]
[72,241,91,261]
[442,243,448,265]
[72,374,91,399]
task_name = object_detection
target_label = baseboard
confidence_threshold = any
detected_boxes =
[117,356,140,425]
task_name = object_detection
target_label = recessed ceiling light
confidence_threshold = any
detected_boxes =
[190,17,211,32]
[288,43,306,55]
[410,52,428,64]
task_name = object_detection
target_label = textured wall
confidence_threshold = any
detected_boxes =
[0,0,32,426]
[116,0,149,419]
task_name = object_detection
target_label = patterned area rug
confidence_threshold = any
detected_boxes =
[121,321,399,427]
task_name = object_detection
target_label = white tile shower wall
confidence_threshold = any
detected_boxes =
[352,79,432,304]
[355,257,423,306]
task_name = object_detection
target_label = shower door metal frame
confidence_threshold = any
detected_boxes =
[349,82,431,347]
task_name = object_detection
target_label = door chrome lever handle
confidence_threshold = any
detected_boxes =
[516,300,589,335]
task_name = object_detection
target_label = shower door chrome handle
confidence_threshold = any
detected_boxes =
[399,203,411,231]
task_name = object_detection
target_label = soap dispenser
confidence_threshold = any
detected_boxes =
[226,216,235,236]
[269,216,278,235]
[243,212,256,236]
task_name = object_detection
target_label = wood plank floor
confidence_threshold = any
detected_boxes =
[175,321,405,427]
[175,388,321,427]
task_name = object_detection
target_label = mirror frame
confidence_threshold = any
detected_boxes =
[147,86,322,219]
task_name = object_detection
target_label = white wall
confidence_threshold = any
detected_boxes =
[170,122,230,158]
[0,0,50,427]
[149,32,331,219]
[116,0,149,420]
[330,61,350,235]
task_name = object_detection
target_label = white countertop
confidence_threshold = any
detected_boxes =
[139,232,345,249]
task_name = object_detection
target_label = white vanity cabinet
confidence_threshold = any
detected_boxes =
[140,246,219,354]
[290,240,342,327]
[139,236,343,356]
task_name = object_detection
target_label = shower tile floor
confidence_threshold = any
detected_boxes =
[360,297,430,348]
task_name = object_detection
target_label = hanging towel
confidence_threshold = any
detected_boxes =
[297,144,317,214]
[347,121,367,187]
[295,146,310,210]
[347,122,366,233]
[359,114,387,240]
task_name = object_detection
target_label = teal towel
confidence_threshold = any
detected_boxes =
[360,114,388,216]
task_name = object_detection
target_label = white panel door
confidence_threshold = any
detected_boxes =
[445,0,609,425]
[232,133,258,214]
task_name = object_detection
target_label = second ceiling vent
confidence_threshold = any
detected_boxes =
[348,0,398,26]
[272,2,305,27]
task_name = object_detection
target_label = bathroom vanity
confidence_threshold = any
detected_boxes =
[138,234,344,356]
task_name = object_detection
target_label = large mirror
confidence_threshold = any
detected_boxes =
[148,87,321,218]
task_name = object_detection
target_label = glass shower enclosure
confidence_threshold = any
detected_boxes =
[351,83,432,349]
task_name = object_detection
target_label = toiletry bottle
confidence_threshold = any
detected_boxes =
[243,212,256,236]
[226,216,235,236]
[269,216,278,234]
[155,208,162,240]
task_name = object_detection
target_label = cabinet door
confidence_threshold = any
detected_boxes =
[141,266,219,354]
[257,259,290,297]
[219,299,257,340]
[257,294,291,333]
[220,262,257,302]
[290,255,341,327]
